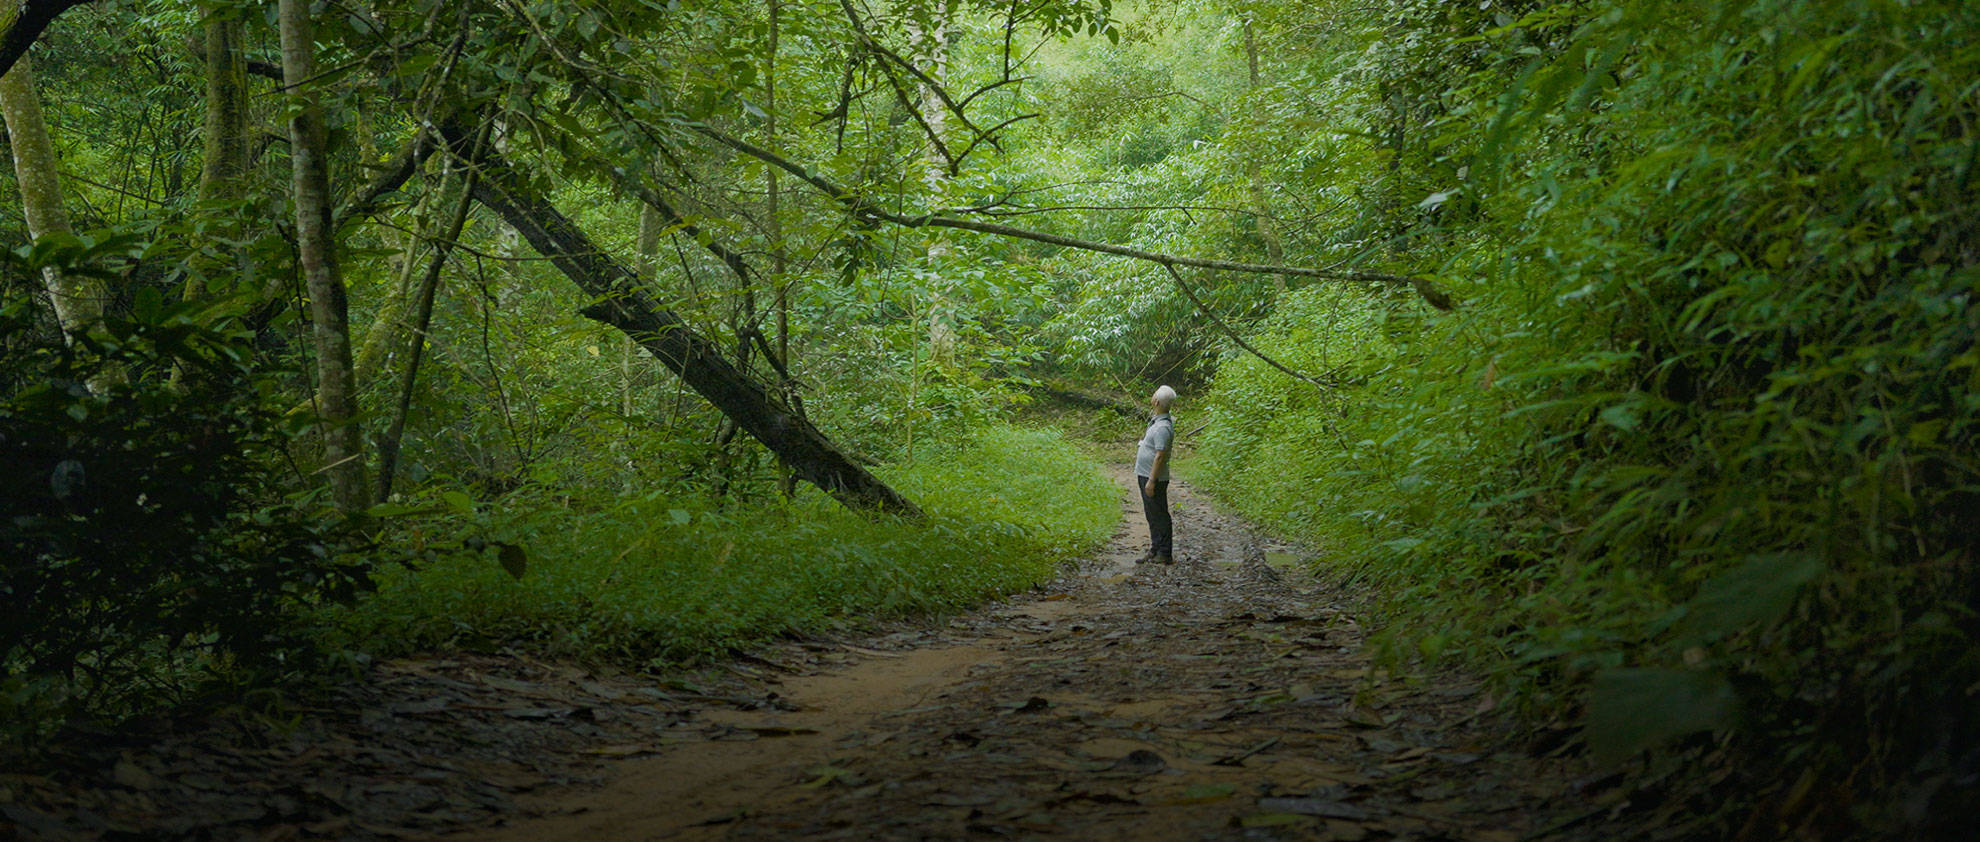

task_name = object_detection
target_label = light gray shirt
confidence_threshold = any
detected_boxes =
[1134,413,1174,480]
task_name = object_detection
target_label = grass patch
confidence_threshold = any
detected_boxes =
[329,424,1117,664]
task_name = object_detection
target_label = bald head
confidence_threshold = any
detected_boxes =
[1152,385,1177,412]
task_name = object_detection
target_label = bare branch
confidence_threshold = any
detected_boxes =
[952,112,1037,164]
[836,0,1020,169]
[332,129,436,225]
[1164,264,1340,391]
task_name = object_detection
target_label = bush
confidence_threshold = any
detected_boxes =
[0,298,370,743]
[1199,0,1979,836]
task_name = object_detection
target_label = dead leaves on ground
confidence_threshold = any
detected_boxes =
[4,477,1591,841]
[694,484,1576,841]
[0,655,773,841]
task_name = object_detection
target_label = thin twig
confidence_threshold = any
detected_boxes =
[1164,264,1338,392]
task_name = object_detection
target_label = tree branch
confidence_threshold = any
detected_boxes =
[332,129,437,225]
[1164,264,1340,392]
[689,124,1457,308]
[0,0,93,80]
[437,116,921,517]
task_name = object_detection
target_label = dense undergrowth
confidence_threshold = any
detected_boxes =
[0,292,374,745]
[330,424,1116,665]
[1191,1,1977,837]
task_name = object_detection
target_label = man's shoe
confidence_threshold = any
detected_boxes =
[1153,553,1174,565]
[1133,551,1155,564]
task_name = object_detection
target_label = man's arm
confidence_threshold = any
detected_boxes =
[1144,448,1168,496]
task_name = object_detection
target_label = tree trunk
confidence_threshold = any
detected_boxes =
[350,185,429,389]
[279,0,369,514]
[375,166,475,503]
[767,0,798,498]
[1242,20,1286,292]
[625,176,666,488]
[766,0,789,364]
[197,10,247,202]
[184,7,251,304]
[2,51,121,397]
[1,55,96,336]
[0,1,92,81]
[443,124,920,517]
[908,0,957,371]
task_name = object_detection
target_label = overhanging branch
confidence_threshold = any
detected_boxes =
[333,129,437,225]
[689,124,1457,310]
[0,0,94,80]
[1164,264,1341,392]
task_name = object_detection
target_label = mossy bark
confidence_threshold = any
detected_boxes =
[196,11,247,202]
[2,56,98,336]
[279,0,368,514]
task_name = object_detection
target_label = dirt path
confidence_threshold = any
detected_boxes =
[461,468,1591,841]
[5,467,1602,841]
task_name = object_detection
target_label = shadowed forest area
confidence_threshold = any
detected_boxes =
[1,0,1974,839]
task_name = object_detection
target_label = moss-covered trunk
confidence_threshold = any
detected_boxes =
[278,0,368,514]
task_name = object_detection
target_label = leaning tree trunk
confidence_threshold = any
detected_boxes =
[375,163,475,504]
[278,0,369,514]
[0,1,92,81]
[440,123,919,517]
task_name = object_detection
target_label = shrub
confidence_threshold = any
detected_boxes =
[1200,0,1979,835]
[0,297,370,744]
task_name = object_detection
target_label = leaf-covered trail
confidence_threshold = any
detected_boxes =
[3,466,1610,840]
[467,468,1596,841]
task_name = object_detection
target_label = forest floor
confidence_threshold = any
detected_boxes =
[5,463,1623,841]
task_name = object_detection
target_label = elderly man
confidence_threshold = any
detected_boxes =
[1135,385,1178,564]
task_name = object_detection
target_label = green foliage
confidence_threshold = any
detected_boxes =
[14,0,1969,832]
[1195,0,1979,834]
[331,425,1115,663]
[0,291,369,744]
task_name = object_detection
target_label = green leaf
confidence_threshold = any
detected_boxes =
[1176,783,1236,803]
[1586,668,1738,764]
[441,490,476,515]
[132,286,163,323]
[1597,403,1639,431]
[799,765,852,788]
[1675,554,1823,642]
[496,543,528,581]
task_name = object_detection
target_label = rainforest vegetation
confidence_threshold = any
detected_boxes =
[1,0,1973,838]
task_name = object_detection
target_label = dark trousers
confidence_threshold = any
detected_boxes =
[1137,475,1172,557]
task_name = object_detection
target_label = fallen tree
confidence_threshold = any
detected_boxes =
[438,120,920,517]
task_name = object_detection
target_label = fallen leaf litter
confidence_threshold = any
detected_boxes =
[4,467,1620,840]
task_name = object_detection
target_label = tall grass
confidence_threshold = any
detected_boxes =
[329,425,1117,664]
